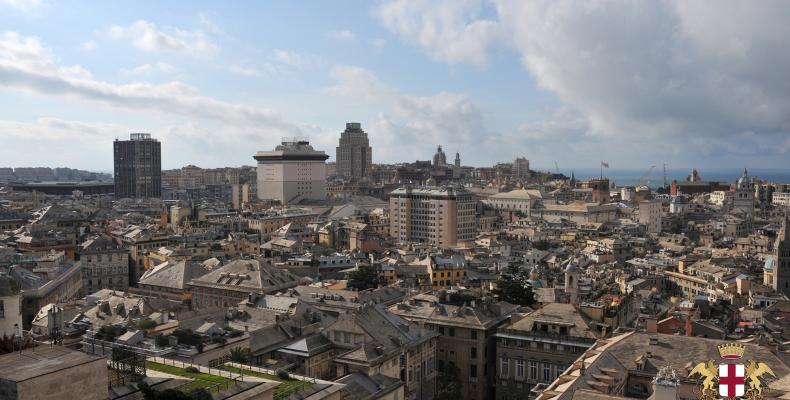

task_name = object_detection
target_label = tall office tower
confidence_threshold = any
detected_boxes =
[513,157,530,178]
[113,133,161,199]
[335,122,372,180]
[389,185,477,249]
[433,145,447,167]
[254,138,329,204]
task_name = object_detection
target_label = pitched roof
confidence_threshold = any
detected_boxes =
[506,303,595,339]
[139,261,211,290]
[188,259,300,293]
[488,188,543,200]
[336,372,403,400]
[390,298,519,329]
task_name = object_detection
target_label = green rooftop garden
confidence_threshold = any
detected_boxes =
[219,365,313,399]
[146,361,236,393]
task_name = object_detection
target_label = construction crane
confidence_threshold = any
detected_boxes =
[636,165,656,189]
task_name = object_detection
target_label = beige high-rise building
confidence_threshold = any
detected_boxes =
[389,185,477,249]
[336,122,372,180]
[638,199,662,234]
[513,157,530,179]
[254,138,329,204]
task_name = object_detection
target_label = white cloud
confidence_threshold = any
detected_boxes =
[109,19,218,56]
[198,13,227,37]
[228,50,319,78]
[80,40,96,51]
[375,0,790,166]
[370,38,386,49]
[228,64,261,77]
[328,65,490,161]
[0,31,300,137]
[377,0,499,65]
[2,117,124,141]
[0,0,43,12]
[121,62,175,75]
[328,30,355,41]
[273,49,319,69]
[0,117,129,168]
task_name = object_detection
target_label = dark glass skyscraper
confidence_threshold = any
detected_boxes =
[113,133,161,198]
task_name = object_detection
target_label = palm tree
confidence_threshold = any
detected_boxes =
[228,346,250,364]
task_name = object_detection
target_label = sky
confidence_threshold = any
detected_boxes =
[1,0,790,172]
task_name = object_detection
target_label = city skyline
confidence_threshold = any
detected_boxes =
[2,1,790,171]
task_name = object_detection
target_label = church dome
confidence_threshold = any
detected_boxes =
[737,168,752,189]
[564,258,580,273]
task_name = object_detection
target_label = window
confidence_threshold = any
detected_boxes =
[438,326,445,335]
[438,360,444,372]
[471,330,477,340]
[470,364,477,378]
[529,361,537,380]
[471,347,477,359]
[516,359,525,380]
[0,300,4,319]
[543,364,551,382]
[500,357,509,378]
[449,328,455,337]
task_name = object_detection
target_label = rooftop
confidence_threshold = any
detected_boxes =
[0,346,103,382]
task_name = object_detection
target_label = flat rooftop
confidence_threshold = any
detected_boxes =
[0,346,104,382]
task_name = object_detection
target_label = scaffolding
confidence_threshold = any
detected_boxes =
[108,347,147,387]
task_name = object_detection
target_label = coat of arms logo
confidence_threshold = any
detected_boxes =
[688,343,776,399]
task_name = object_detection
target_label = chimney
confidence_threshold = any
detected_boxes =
[645,317,658,333]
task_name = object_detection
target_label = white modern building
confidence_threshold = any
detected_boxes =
[254,138,329,204]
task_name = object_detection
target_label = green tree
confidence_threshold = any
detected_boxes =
[228,346,250,364]
[138,382,211,400]
[96,325,124,342]
[172,329,201,346]
[0,333,33,355]
[155,334,170,348]
[494,265,536,307]
[347,266,381,291]
[445,290,479,306]
[138,319,157,331]
[435,363,462,400]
